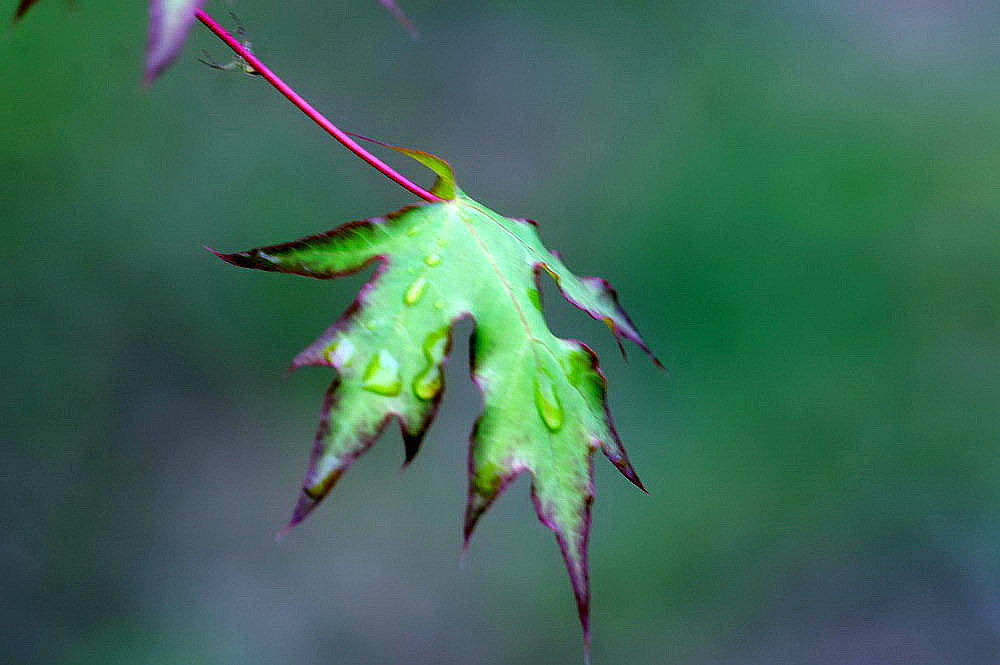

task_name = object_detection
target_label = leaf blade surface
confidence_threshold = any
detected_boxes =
[216,160,655,643]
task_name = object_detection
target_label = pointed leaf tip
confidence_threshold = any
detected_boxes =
[13,0,41,22]
[613,457,647,493]
[530,479,593,652]
[401,426,424,467]
[145,0,207,84]
[284,490,320,532]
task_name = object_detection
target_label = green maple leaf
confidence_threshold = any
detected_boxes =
[213,147,659,644]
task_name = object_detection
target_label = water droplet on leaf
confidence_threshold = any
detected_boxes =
[413,368,442,400]
[534,373,564,432]
[423,328,449,361]
[258,251,281,264]
[403,277,427,305]
[412,328,449,401]
[325,337,356,366]
[362,350,402,396]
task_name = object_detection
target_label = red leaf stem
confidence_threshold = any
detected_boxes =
[195,9,442,203]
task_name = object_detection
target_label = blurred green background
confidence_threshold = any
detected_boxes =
[3,1,999,663]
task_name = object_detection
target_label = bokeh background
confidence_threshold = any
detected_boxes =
[3,1,999,663]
